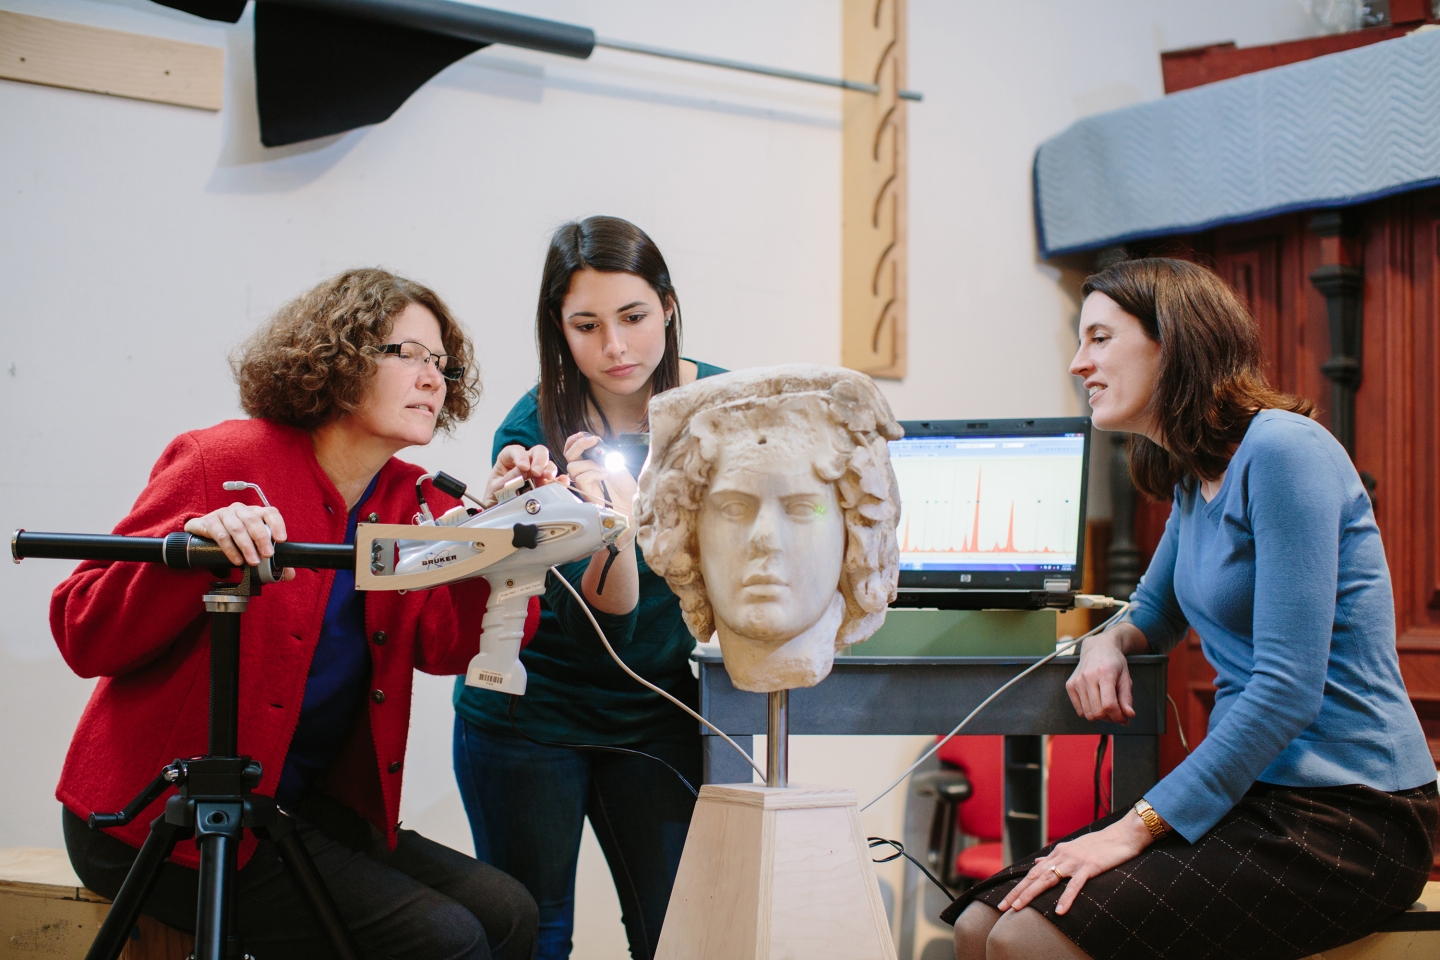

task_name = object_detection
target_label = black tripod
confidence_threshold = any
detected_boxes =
[13,530,363,960]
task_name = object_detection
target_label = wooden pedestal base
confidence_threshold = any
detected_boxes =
[656,784,897,960]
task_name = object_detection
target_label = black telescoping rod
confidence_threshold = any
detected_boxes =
[274,0,596,57]
[11,530,354,570]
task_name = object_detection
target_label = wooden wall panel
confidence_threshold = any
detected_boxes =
[1219,235,1282,386]
[841,0,907,378]
[0,10,223,112]
[1356,193,1440,649]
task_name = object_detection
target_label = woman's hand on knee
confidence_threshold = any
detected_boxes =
[997,813,1154,917]
[185,503,293,578]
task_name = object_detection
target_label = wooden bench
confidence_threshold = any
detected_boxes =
[0,848,191,960]
[1303,880,1440,959]
[6,845,1434,959]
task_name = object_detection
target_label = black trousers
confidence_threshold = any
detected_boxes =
[64,798,538,960]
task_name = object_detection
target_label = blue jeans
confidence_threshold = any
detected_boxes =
[453,715,700,960]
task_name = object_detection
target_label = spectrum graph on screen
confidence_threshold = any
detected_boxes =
[889,434,1086,572]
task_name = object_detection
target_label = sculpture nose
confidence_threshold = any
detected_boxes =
[747,501,781,557]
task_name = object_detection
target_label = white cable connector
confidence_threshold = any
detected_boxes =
[1074,594,1126,608]
[413,473,437,522]
[222,480,272,509]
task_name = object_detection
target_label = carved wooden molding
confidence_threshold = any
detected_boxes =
[841,0,907,379]
[0,10,223,112]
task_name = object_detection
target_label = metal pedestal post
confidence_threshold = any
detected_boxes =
[767,690,789,788]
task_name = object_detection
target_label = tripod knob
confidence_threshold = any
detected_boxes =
[243,761,263,788]
[161,531,192,569]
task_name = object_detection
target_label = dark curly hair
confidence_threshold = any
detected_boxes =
[234,268,479,432]
[1082,258,1313,500]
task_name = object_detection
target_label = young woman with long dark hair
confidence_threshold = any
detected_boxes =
[947,258,1437,960]
[452,216,725,959]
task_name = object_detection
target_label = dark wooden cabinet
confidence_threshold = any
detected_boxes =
[1120,191,1440,872]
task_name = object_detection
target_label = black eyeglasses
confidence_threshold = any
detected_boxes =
[375,342,465,381]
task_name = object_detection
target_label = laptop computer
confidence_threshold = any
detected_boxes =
[887,417,1091,611]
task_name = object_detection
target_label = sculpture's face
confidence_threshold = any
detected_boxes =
[696,430,846,645]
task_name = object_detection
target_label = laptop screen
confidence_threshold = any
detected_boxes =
[889,418,1091,594]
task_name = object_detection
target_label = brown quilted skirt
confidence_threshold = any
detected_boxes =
[940,781,1438,960]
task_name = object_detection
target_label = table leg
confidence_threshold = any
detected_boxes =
[1110,734,1159,812]
[1002,735,1045,865]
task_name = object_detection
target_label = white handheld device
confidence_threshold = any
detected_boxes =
[353,479,627,695]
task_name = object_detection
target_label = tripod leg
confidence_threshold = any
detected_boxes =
[194,831,233,960]
[193,799,246,960]
[261,811,364,960]
[83,815,184,960]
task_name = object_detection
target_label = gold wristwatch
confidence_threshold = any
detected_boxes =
[1133,798,1170,839]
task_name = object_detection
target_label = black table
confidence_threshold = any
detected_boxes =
[693,650,1168,860]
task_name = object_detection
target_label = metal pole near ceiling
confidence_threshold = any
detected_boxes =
[594,35,924,101]
[150,0,924,144]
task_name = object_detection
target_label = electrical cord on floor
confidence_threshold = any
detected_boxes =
[859,602,1133,813]
[868,837,956,903]
[549,566,767,781]
[506,694,698,798]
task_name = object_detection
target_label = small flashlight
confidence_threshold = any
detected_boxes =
[582,442,631,475]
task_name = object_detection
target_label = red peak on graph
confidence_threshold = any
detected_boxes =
[899,466,1061,556]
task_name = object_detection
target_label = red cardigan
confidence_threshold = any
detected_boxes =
[51,419,538,870]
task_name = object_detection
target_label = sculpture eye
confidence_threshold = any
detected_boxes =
[786,499,824,519]
[718,499,751,520]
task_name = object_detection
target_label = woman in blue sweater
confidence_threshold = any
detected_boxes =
[950,258,1437,960]
[453,216,724,959]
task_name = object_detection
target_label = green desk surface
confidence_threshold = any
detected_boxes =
[841,609,1058,658]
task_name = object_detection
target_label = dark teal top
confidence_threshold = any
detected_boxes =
[453,360,727,745]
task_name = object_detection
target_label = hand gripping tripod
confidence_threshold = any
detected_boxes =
[13,530,362,960]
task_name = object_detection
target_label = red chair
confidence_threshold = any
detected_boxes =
[913,735,1111,890]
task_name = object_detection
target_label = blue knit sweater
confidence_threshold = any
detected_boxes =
[1127,410,1435,841]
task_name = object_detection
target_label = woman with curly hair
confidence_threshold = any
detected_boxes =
[948,258,1436,960]
[54,268,540,960]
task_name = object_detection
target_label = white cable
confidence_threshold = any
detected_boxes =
[561,482,617,511]
[549,566,767,781]
[859,602,1132,813]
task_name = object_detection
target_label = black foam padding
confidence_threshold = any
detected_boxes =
[150,0,248,22]
[254,1,484,146]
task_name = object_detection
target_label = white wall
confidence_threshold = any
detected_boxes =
[0,1,1318,957]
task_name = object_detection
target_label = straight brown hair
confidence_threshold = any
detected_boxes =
[534,216,682,462]
[1082,258,1313,500]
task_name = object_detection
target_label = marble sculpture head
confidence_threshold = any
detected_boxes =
[635,365,903,692]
